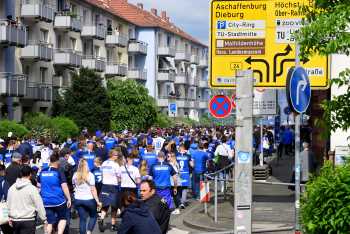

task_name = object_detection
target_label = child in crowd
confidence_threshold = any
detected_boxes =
[92,157,103,196]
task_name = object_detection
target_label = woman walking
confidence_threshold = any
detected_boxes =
[72,159,102,234]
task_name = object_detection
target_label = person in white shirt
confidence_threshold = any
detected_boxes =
[153,134,165,154]
[72,159,102,234]
[214,136,234,192]
[98,150,121,232]
[120,156,141,194]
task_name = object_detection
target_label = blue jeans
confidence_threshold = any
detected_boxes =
[75,199,97,234]
[192,173,202,199]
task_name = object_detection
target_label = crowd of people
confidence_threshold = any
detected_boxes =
[0,127,239,234]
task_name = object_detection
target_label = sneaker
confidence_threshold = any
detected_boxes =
[171,209,181,215]
[111,224,118,231]
[179,204,186,209]
[71,210,78,219]
[98,219,104,232]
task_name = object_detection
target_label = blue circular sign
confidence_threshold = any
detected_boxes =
[286,67,311,114]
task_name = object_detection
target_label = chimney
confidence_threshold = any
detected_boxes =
[161,11,166,19]
[137,3,143,9]
[151,8,157,16]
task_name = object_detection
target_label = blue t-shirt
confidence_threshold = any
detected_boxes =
[141,152,158,173]
[150,162,176,188]
[38,167,67,207]
[105,137,116,152]
[92,167,102,185]
[191,150,209,174]
[4,150,13,166]
[73,149,84,166]
[176,153,191,187]
[82,151,95,171]
[133,157,141,168]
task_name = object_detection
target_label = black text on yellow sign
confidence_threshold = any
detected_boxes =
[209,0,329,89]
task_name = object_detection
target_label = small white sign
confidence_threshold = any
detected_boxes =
[253,89,277,116]
[335,146,350,166]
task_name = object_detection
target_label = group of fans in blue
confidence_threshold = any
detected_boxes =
[0,127,239,234]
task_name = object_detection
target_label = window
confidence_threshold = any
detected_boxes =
[118,52,122,63]
[70,37,76,50]
[158,34,162,46]
[95,15,100,26]
[71,4,77,14]
[40,67,48,84]
[107,49,113,63]
[57,35,62,49]
[40,29,48,43]
[94,46,100,57]
[167,35,171,46]
[83,10,88,24]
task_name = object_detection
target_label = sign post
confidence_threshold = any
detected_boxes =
[286,44,311,234]
[234,70,254,234]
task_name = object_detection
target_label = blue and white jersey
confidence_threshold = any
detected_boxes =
[133,157,141,168]
[153,137,165,154]
[92,167,102,185]
[82,151,96,171]
[4,150,13,167]
[141,152,158,172]
[150,162,176,188]
[105,137,116,152]
[38,167,67,207]
[176,152,191,187]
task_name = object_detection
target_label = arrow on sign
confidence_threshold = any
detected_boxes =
[248,67,263,83]
[245,57,269,83]
[273,45,292,81]
[276,57,310,78]
[296,76,307,105]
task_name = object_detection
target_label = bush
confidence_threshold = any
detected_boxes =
[51,117,79,142]
[154,112,174,128]
[0,120,29,139]
[301,161,350,233]
[23,112,56,140]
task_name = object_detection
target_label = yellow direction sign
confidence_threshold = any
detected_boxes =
[209,0,329,89]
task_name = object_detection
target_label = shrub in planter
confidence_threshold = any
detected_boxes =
[0,120,29,139]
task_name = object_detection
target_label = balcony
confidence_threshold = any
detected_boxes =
[128,69,147,81]
[176,99,186,108]
[53,49,82,67]
[54,12,82,32]
[21,41,53,61]
[191,54,199,64]
[52,75,68,88]
[188,77,198,86]
[174,72,187,84]
[158,46,176,57]
[157,97,169,107]
[105,63,127,76]
[175,50,191,62]
[0,20,27,47]
[105,33,128,47]
[128,41,147,55]
[82,56,106,72]
[199,79,208,88]
[0,73,26,97]
[158,70,175,82]
[199,100,208,109]
[81,25,106,40]
[198,57,208,68]
[20,2,55,22]
[187,100,195,108]
[24,83,52,101]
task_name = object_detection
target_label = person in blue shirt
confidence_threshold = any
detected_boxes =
[82,141,96,171]
[149,152,177,209]
[176,144,192,208]
[141,145,158,174]
[92,157,103,195]
[4,140,17,167]
[282,127,294,156]
[190,142,209,199]
[104,134,117,153]
[38,152,71,234]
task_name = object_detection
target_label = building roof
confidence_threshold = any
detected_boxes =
[88,0,207,48]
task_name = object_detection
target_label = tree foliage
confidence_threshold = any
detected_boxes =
[108,79,158,131]
[0,120,29,139]
[61,68,111,131]
[51,117,79,142]
[301,161,350,233]
[296,0,350,133]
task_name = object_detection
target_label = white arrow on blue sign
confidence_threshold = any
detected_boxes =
[286,66,311,114]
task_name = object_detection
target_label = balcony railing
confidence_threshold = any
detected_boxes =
[191,54,199,64]
[105,62,127,76]
[24,82,52,101]
[158,46,176,57]
[82,55,106,72]
[158,70,175,82]
[128,69,147,81]
[81,24,106,40]
[175,50,191,62]
[0,20,27,47]
[199,79,208,88]
[199,100,208,109]
[21,41,53,61]
[199,57,208,68]
[157,97,169,107]
[105,33,128,47]
[54,12,82,32]
[0,73,26,97]
[20,1,55,22]
[54,49,82,67]
[174,72,187,84]
[128,41,147,54]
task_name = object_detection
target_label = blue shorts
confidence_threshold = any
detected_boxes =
[99,184,120,209]
[45,203,67,224]
[156,188,174,209]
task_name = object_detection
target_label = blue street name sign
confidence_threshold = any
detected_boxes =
[286,66,311,114]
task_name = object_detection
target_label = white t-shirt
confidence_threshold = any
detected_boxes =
[120,164,140,188]
[153,137,165,153]
[72,172,95,200]
[101,159,120,186]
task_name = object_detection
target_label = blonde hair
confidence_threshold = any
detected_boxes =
[76,158,90,185]
[139,160,148,177]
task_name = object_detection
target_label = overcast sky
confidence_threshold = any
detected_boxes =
[128,0,209,45]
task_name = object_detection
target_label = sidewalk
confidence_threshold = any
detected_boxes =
[183,156,296,233]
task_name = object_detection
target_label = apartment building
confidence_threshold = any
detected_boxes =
[109,0,210,120]
[0,0,209,121]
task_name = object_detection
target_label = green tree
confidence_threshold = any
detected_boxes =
[23,112,57,140]
[296,0,350,133]
[51,117,79,142]
[62,68,111,131]
[0,120,29,139]
[108,79,158,131]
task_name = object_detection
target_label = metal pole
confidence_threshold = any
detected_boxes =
[204,177,208,214]
[260,118,264,166]
[294,42,301,233]
[215,175,218,223]
[234,70,254,234]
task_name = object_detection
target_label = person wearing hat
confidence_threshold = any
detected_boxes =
[5,151,22,187]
